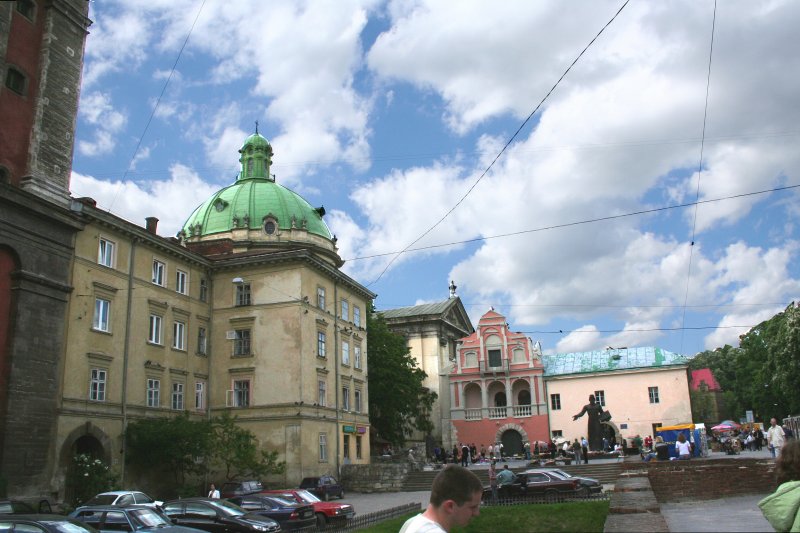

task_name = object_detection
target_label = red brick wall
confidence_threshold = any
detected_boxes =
[624,458,776,502]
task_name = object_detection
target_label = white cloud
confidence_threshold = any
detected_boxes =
[77,92,127,156]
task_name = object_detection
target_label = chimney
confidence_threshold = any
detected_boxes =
[145,217,159,234]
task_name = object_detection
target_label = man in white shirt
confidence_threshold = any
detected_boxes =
[767,418,786,458]
[207,483,220,499]
[399,465,483,533]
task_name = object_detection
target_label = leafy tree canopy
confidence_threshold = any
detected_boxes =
[367,304,437,446]
[211,413,285,481]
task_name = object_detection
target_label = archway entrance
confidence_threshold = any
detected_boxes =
[501,429,523,456]
[601,422,621,449]
[74,435,104,458]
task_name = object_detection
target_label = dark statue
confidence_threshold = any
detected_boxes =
[572,394,610,451]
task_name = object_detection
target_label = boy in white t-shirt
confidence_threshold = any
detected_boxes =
[400,465,483,533]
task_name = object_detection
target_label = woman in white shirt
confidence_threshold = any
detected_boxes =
[676,433,692,460]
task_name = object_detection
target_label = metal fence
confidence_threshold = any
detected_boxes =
[322,502,421,532]
[481,491,611,507]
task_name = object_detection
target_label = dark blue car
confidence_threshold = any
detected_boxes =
[228,495,315,531]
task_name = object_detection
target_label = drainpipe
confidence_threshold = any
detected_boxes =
[203,267,213,491]
[333,279,341,476]
[120,237,137,485]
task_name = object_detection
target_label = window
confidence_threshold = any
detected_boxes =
[148,314,162,344]
[648,386,660,404]
[464,352,478,367]
[176,270,187,294]
[341,299,349,321]
[236,283,251,306]
[171,383,184,410]
[197,327,207,355]
[354,346,361,369]
[173,321,186,350]
[89,368,106,401]
[16,0,35,20]
[233,329,251,356]
[152,260,165,286]
[343,434,350,459]
[93,298,110,332]
[341,341,349,365]
[147,379,160,407]
[354,389,362,413]
[551,430,563,438]
[317,286,326,309]
[356,436,363,459]
[318,380,326,406]
[319,433,328,462]
[195,382,205,410]
[317,331,326,358]
[488,349,502,368]
[199,278,208,302]
[594,390,606,407]
[98,238,115,268]
[550,393,561,410]
[342,386,350,411]
[233,379,250,407]
[4,67,26,95]
[353,306,361,327]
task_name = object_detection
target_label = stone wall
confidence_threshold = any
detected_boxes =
[340,463,411,493]
[624,458,776,502]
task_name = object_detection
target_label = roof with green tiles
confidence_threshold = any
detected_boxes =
[542,346,688,377]
[180,132,332,240]
[380,300,460,319]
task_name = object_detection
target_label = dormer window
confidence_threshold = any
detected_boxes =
[213,198,228,212]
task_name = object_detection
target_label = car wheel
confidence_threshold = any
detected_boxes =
[544,490,558,503]
[316,512,327,529]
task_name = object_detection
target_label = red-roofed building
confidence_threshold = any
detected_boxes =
[690,368,721,391]
[449,309,549,455]
[689,368,726,425]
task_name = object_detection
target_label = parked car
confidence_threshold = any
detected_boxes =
[70,504,204,533]
[84,492,163,509]
[261,489,353,529]
[0,499,49,514]
[539,468,603,495]
[161,497,280,533]
[227,495,314,531]
[219,481,265,499]
[485,469,580,502]
[0,514,97,533]
[298,476,344,501]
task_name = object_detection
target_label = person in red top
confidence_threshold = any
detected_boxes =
[644,435,653,451]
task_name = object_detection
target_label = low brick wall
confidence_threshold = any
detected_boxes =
[340,463,411,493]
[623,458,776,502]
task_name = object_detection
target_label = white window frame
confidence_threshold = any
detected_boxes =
[89,368,107,402]
[550,393,561,410]
[195,381,205,410]
[197,326,207,355]
[594,390,606,407]
[98,238,115,268]
[342,341,350,365]
[152,259,166,286]
[355,389,362,413]
[317,286,326,310]
[176,270,188,295]
[173,321,186,350]
[317,331,326,358]
[171,382,184,410]
[93,298,110,332]
[147,379,160,408]
[148,314,163,345]
[342,386,350,411]
[319,433,328,462]
[318,380,326,407]
[354,346,361,369]
[648,386,660,404]
[233,379,250,407]
[341,299,349,321]
[353,306,361,327]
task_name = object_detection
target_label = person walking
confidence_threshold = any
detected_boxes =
[768,418,787,458]
[581,437,589,464]
[572,438,582,463]
[488,460,498,505]
[399,465,483,533]
[461,443,470,467]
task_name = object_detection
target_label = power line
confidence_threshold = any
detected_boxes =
[379,301,792,310]
[680,0,717,353]
[345,183,800,261]
[365,0,632,287]
[108,0,207,211]
[522,324,755,335]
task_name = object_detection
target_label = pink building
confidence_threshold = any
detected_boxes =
[449,310,549,455]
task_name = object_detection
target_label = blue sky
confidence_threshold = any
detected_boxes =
[70,0,800,356]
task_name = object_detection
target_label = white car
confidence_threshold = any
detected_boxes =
[84,491,163,508]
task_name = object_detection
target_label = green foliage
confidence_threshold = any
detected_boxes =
[689,388,716,426]
[367,304,438,446]
[689,303,800,421]
[126,413,212,485]
[65,453,118,507]
[210,413,285,481]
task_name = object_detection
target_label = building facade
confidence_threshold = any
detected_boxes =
[0,0,90,497]
[448,309,549,455]
[543,347,692,448]
[380,292,474,452]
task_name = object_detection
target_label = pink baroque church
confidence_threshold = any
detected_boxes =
[449,309,550,454]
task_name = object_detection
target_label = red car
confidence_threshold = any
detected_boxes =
[262,489,354,529]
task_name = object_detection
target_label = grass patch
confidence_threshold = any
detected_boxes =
[358,500,609,533]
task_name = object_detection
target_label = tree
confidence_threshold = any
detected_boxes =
[125,413,211,485]
[367,304,437,446]
[210,413,285,481]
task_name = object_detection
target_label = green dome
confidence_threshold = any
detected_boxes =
[180,132,332,240]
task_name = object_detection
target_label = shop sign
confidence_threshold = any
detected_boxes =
[343,425,356,434]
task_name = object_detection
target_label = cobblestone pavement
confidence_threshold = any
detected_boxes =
[339,491,427,515]
[660,493,773,532]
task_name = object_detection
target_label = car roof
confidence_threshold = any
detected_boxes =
[95,491,146,496]
[75,505,154,511]
[164,497,218,503]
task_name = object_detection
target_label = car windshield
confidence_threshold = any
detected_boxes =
[209,499,246,516]
[130,509,171,528]
[267,497,295,507]
[84,495,118,506]
[294,490,320,504]
[41,521,96,533]
[546,470,572,479]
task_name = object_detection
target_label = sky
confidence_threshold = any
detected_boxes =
[70,0,800,357]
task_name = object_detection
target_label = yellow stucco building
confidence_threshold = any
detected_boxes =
[55,132,373,497]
